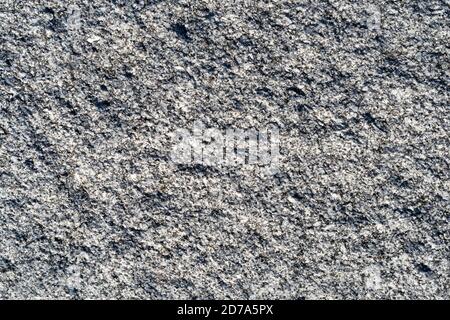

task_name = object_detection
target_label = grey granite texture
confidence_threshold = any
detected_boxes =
[0,0,449,299]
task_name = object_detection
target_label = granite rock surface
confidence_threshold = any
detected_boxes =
[0,0,449,299]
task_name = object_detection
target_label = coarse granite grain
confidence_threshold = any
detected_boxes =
[0,0,449,299]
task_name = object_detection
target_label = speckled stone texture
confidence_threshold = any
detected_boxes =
[0,0,449,299]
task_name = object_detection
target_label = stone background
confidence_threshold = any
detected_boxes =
[0,0,448,299]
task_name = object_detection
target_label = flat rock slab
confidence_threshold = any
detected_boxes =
[0,1,448,299]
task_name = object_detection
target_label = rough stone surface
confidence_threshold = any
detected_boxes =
[0,0,449,299]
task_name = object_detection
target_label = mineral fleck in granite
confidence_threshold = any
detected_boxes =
[0,0,449,299]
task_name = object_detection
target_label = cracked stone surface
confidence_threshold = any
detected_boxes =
[0,0,449,299]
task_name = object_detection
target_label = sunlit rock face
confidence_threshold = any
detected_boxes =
[0,0,448,300]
